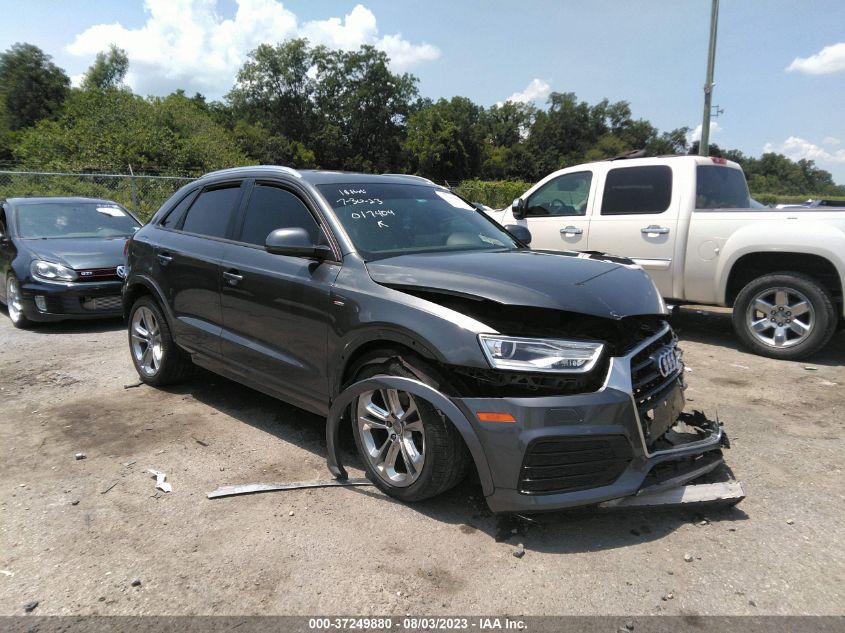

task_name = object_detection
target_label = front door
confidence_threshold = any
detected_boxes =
[220,181,340,412]
[521,170,594,251]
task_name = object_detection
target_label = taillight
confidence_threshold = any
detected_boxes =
[710,156,727,165]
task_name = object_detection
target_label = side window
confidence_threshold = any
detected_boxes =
[238,183,320,246]
[526,171,592,217]
[600,166,672,215]
[159,190,197,228]
[180,185,242,239]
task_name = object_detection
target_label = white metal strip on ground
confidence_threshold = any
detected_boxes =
[598,481,745,509]
[207,478,373,499]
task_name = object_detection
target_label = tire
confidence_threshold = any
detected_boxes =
[732,272,837,360]
[5,276,31,329]
[349,353,470,502]
[128,295,192,386]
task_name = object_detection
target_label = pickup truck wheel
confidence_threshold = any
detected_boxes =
[732,273,837,360]
[128,296,192,386]
[350,356,470,502]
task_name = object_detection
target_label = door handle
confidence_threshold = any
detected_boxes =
[156,252,173,266]
[222,270,243,286]
[560,225,583,236]
[641,225,670,235]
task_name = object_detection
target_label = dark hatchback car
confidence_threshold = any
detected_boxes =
[123,167,732,512]
[0,197,141,328]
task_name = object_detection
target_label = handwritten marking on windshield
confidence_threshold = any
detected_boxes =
[336,197,383,206]
[350,209,395,220]
[377,220,389,228]
[338,188,367,196]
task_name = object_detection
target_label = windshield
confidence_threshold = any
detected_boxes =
[15,202,141,239]
[695,165,751,209]
[317,183,521,260]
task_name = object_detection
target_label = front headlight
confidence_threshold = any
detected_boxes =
[31,260,77,282]
[478,334,604,373]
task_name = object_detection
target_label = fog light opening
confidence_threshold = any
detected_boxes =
[34,296,47,312]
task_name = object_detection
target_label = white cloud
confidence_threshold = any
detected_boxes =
[822,136,841,146]
[688,121,721,143]
[785,42,845,75]
[498,78,551,106]
[65,0,440,97]
[763,136,845,164]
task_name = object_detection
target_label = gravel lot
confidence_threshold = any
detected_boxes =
[0,307,843,616]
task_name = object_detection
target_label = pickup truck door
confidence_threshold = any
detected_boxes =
[586,165,679,297]
[519,170,594,250]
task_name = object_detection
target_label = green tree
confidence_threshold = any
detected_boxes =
[81,45,129,91]
[0,43,69,130]
[405,96,484,181]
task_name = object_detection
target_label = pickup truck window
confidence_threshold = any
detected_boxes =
[600,165,672,215]
[695,165,751,209]
[526,171,592,217]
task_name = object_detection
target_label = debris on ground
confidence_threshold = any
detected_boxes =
[0,570,14,577]
[513,544,525,559]
[786,518,795,525]
[71,500,79,506]
[191,436,209,447]
[803,365,818,371]
[123,381,143,389]
[206,478,373,499]
[123,461,136,467]
[101,481,119,495]
[684,553,693,562]
[23,601,38,613]
[74,453,86,460]
[147,470,172,493]
[131,578,142,587]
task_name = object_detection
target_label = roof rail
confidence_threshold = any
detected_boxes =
[381,173,437,185]
[606,149,648,161]
[202,165,302,179]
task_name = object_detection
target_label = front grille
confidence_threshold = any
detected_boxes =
[631,328,684,444]
[518,435,632,494]
[81,295,122,311]
[75,267,120,282]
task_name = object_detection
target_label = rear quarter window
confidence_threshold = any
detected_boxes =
[600,165,673,215]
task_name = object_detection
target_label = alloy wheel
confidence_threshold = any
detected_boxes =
[6,278,24,324]
[746,286,815,349]
[356,388,426,487]
[130,306,164,376]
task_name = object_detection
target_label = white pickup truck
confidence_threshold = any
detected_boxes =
[489,155,845,360]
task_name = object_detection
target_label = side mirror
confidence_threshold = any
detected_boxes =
[511,197,527,220]
[265,227,332,259]
[505,224,532,246]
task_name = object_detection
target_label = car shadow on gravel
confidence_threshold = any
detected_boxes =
[164,366,750,554]
[0,309,125,335]
[670,306,844,367]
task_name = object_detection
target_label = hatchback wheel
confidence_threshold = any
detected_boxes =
[732,272,836,360]
[128,296,191,385]
[5,276,31,329]
[350,355,469,502]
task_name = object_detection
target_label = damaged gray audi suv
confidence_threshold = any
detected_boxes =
[123,166,735,512]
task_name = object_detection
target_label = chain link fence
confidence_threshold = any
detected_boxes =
[0,170,196,221]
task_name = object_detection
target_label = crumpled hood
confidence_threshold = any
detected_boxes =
[366,249,665,319]
[24,237,127,270]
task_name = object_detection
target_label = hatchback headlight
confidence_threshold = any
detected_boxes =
[478,334,603,373]
[31,260,77,282]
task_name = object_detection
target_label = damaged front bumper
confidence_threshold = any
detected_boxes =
[327,325,741,513]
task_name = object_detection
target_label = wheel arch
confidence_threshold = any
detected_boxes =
[122,275,172,322]
[724,251,843,308]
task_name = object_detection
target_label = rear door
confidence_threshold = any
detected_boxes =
[520,170,594,250]
[155,181,245,356]
[587,164,679,296]
[219,180,341,412]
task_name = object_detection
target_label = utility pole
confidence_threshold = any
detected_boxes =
[699,0,719,156]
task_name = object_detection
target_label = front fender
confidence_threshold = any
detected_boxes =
[326,375,495,497]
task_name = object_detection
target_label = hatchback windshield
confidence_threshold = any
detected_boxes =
[317,183,520,260]
[16,202,141,239]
